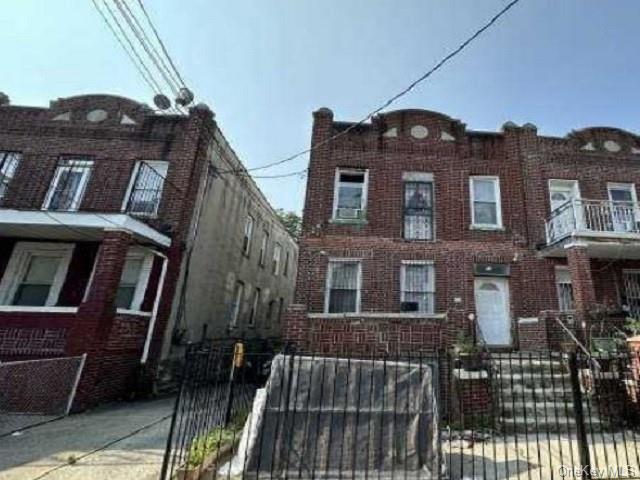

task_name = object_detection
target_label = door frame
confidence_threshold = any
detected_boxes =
[474,276,513,348]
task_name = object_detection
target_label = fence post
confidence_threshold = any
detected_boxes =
[223,342,245,425]
[569,352,592,479]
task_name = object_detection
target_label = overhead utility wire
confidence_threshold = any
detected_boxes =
[117,0,183,91]
[111,0,180,96]
[91,0,162,96]
[215,0,524,176]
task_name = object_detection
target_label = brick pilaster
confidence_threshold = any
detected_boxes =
[566,244,596,343]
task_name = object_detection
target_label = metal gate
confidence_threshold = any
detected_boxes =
[162,346,640,479]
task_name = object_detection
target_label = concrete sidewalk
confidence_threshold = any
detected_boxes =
[0,397,174,480]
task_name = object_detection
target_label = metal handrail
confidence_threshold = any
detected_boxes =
[553,315,601,371]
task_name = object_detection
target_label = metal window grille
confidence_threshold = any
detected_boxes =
[624,271,640,318]
[401,263,435,313]
[0,151,21,201]
[327,261,360,313]
[404,181,434,240]
[45,158,93,211]
[126,161,167,216]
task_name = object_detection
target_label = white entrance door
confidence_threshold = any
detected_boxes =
[474,277,511,346]
[549,180,581,240]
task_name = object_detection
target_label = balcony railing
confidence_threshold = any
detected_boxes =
[546,198,640,244]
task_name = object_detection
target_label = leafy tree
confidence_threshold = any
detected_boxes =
[276,209,302,239]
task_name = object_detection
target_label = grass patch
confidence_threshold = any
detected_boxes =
[186,410,249,468]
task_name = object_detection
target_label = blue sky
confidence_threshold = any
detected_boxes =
[2,0,639,213]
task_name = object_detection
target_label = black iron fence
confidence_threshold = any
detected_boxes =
[162,345,640,480]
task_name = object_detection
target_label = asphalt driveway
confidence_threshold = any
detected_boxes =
[0,397,174,480]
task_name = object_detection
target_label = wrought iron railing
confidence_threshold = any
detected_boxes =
[546,198,640,244]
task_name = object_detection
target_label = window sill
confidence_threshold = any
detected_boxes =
[116,308,152,317]
[308,312,446,320]
[329,218,368,225]
[0,306,78,313]
[470,225,505,232]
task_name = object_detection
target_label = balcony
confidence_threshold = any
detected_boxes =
[0,158,172,247]
[544,199,640,257]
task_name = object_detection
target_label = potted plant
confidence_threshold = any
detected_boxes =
[452,332,485,371]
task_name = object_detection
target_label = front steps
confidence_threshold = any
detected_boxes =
[491,354,603,434]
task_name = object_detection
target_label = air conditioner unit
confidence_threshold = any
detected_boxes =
[337,208,363,219]
[400,301,419,312]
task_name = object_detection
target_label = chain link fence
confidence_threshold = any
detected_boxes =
[0,354,86,436]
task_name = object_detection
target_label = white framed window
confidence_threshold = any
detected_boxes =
[0,242,74,307]
[0,151,21,200]
[230,281,244,328]
[114,248,154,311]
[283,250,290,276]
[248,287,261,327]
[403,174,434,240]
[259,230,269,267]
[470,176,502,228]
[273,243,282,275]
[122,160,168,217]
[607,183,640,232]
[555,266,574,312]
[324,259,362,313]
[332,169,368,220]
[242,215,254,256]
[43,158,93,211]
[400,261,435,313]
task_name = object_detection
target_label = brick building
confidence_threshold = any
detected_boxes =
[284,107,640,355]
[0,94,297,408]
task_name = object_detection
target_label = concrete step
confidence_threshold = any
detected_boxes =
[490,358,567,376]
[498,385,574,403]
[499,400,595,419]
[501,415,604,434]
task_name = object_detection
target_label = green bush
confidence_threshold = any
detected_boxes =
[186,410,249,468]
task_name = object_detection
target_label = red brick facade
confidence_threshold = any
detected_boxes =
[285,107,640,354]
[0,94,213,408]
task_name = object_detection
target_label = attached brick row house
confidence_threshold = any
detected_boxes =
[0,94,297,408]
[284,107,640,355]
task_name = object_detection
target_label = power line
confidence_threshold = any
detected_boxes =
[135,0,188,88]
[215,0,524,176]
[91,0,162,96]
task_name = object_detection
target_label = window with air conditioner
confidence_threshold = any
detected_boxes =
[325,259,361,313]
[0,242,74,307]
[400,261,435,313]
[123,161,168,216]
[0,151,21,201]
[403,175,434,240]
[333,169,368,220]
[470,176,502,228]
[43,158,93,211]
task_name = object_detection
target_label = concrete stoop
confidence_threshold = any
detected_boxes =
[491,354,603,434]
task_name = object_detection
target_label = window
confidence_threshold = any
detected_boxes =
[325,260,361,313]
[123,161,168,216]
[266,299,276,328]
[273,243,282,275]
[333,169,368,220]
[114,250,153,311]
[248,288,260,327]
[230,281,244,328]
[259,230,269,267]
[278,297,284,324]
[0,151,21,201]
[623,271,640,318]
[283,250,290,276]
[470,176,502,228]
[0,242,74,307]
[243,215,254,256]
[400,261,435,313]
[404,177,434,240]
[43,158,93,211]
[555,267,574,312]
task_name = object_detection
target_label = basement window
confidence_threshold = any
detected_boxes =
[0,151,21,201]
[325,259,361,313]
[332,169,368,221]
[400,261,435,313]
